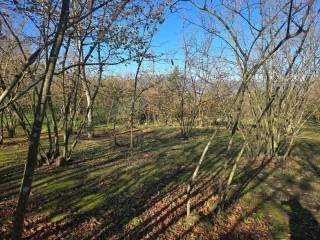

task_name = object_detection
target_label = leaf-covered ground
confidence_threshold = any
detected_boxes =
[0,124,319,239]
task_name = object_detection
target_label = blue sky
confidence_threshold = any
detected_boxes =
[108,6,191,75]
[10,0,237,76]
[6,1,191,76]
[11,0,313,77]
[108,1,240,76]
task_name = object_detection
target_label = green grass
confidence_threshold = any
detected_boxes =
[235,123,320,239]
[0,123,319,239]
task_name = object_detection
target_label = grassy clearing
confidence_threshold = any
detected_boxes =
[236,123,320,239]
[0,124,319,239]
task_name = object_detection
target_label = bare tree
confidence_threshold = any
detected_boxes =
[12,1,70,238]
[183,0,318,215]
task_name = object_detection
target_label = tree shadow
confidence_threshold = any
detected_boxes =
[291,140,320,177]
[3,125,319,239]
[229,156,275,202]
[217,132,320,239]
[0,127,230,239]
[283,197,320,240]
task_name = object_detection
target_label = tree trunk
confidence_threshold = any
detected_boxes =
[130,60,143,149]
[48,97,59,158]
[218,143,245,209]
[186,130,217,218]
[106,99,114,125]
[12,1,70,238]
[74,15,94,139]
[86,94,93,138]
[45,112,53,163]
[0,111,3,144]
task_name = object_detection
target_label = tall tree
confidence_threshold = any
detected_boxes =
[12,0,70,238]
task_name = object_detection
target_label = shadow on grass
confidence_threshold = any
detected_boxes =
[217,133,320,239]
[0,127,232,239]
[2,125,319,239]
[283,197,320,240]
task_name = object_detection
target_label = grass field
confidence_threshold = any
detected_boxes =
[0,124,319,239]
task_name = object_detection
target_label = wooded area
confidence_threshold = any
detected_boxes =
[0,0,319,239]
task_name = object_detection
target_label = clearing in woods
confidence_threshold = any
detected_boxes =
[0,124,319,239]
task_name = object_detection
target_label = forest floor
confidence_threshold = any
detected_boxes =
[0,124,319,239]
